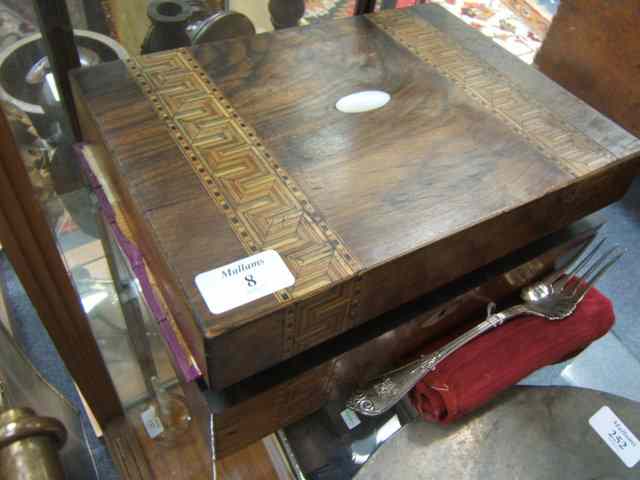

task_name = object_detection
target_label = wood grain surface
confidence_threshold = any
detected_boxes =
[535,0,640,138]
[105,406,284,479]
[70,4,640,389]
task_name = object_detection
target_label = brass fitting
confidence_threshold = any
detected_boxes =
[0,405,67,480]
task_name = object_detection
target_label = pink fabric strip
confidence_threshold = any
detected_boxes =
[74,144,201,382]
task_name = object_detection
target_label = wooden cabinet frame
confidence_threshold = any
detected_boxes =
[0,101,122,427]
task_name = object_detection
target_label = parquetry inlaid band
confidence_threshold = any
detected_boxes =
[126,49,360,305]
[369,10,616,177]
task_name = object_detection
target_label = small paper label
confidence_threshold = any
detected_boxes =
[589,406,640,468]
[195,250,295,314]
[340,408,361,430]
[141,406,164,439]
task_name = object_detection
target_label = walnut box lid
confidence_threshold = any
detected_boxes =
[71,5,640,389]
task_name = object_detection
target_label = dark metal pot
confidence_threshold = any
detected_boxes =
[141,0,194,54]
[141,0,255,54]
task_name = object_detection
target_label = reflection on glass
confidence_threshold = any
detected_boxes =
[0,3,181,417]
[0,321,95,479]
[375,414,402,444]
[144,376,192,446]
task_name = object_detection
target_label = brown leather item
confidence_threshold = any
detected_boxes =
[70,4,640,391]
[535,0,640,138]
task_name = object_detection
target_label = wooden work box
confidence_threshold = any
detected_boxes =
[71,4,640,391]
[191,223,600,457]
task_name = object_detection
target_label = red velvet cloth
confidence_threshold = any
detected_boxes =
[411,286,614,423]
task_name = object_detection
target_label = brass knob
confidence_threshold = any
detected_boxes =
[0,407,67,480]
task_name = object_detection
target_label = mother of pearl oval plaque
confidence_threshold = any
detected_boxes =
[335,90,391,113]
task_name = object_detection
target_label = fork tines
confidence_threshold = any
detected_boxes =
[556,237,623,299]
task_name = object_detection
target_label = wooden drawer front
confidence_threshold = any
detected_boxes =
[215,362,334,457]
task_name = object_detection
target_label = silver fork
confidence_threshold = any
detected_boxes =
[520,227,601,304]
[375,229,602,383]
[347,240,623,417]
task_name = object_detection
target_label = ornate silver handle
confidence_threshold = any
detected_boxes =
[346,304,527,416]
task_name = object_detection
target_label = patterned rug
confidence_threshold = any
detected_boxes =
[304,0,357,21]
[303,0,553,64]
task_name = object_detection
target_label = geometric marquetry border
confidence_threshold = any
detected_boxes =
[370,10,616,177]
[126,49,360,310]
[283,275,364,358]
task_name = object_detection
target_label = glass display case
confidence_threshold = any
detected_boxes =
[0,1,382,477]
[1,1,639,479]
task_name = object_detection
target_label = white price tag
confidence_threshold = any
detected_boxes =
[195,250,295,314]
[589,406,640,468]
[340,408,361,430]
[141,406,164,439]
